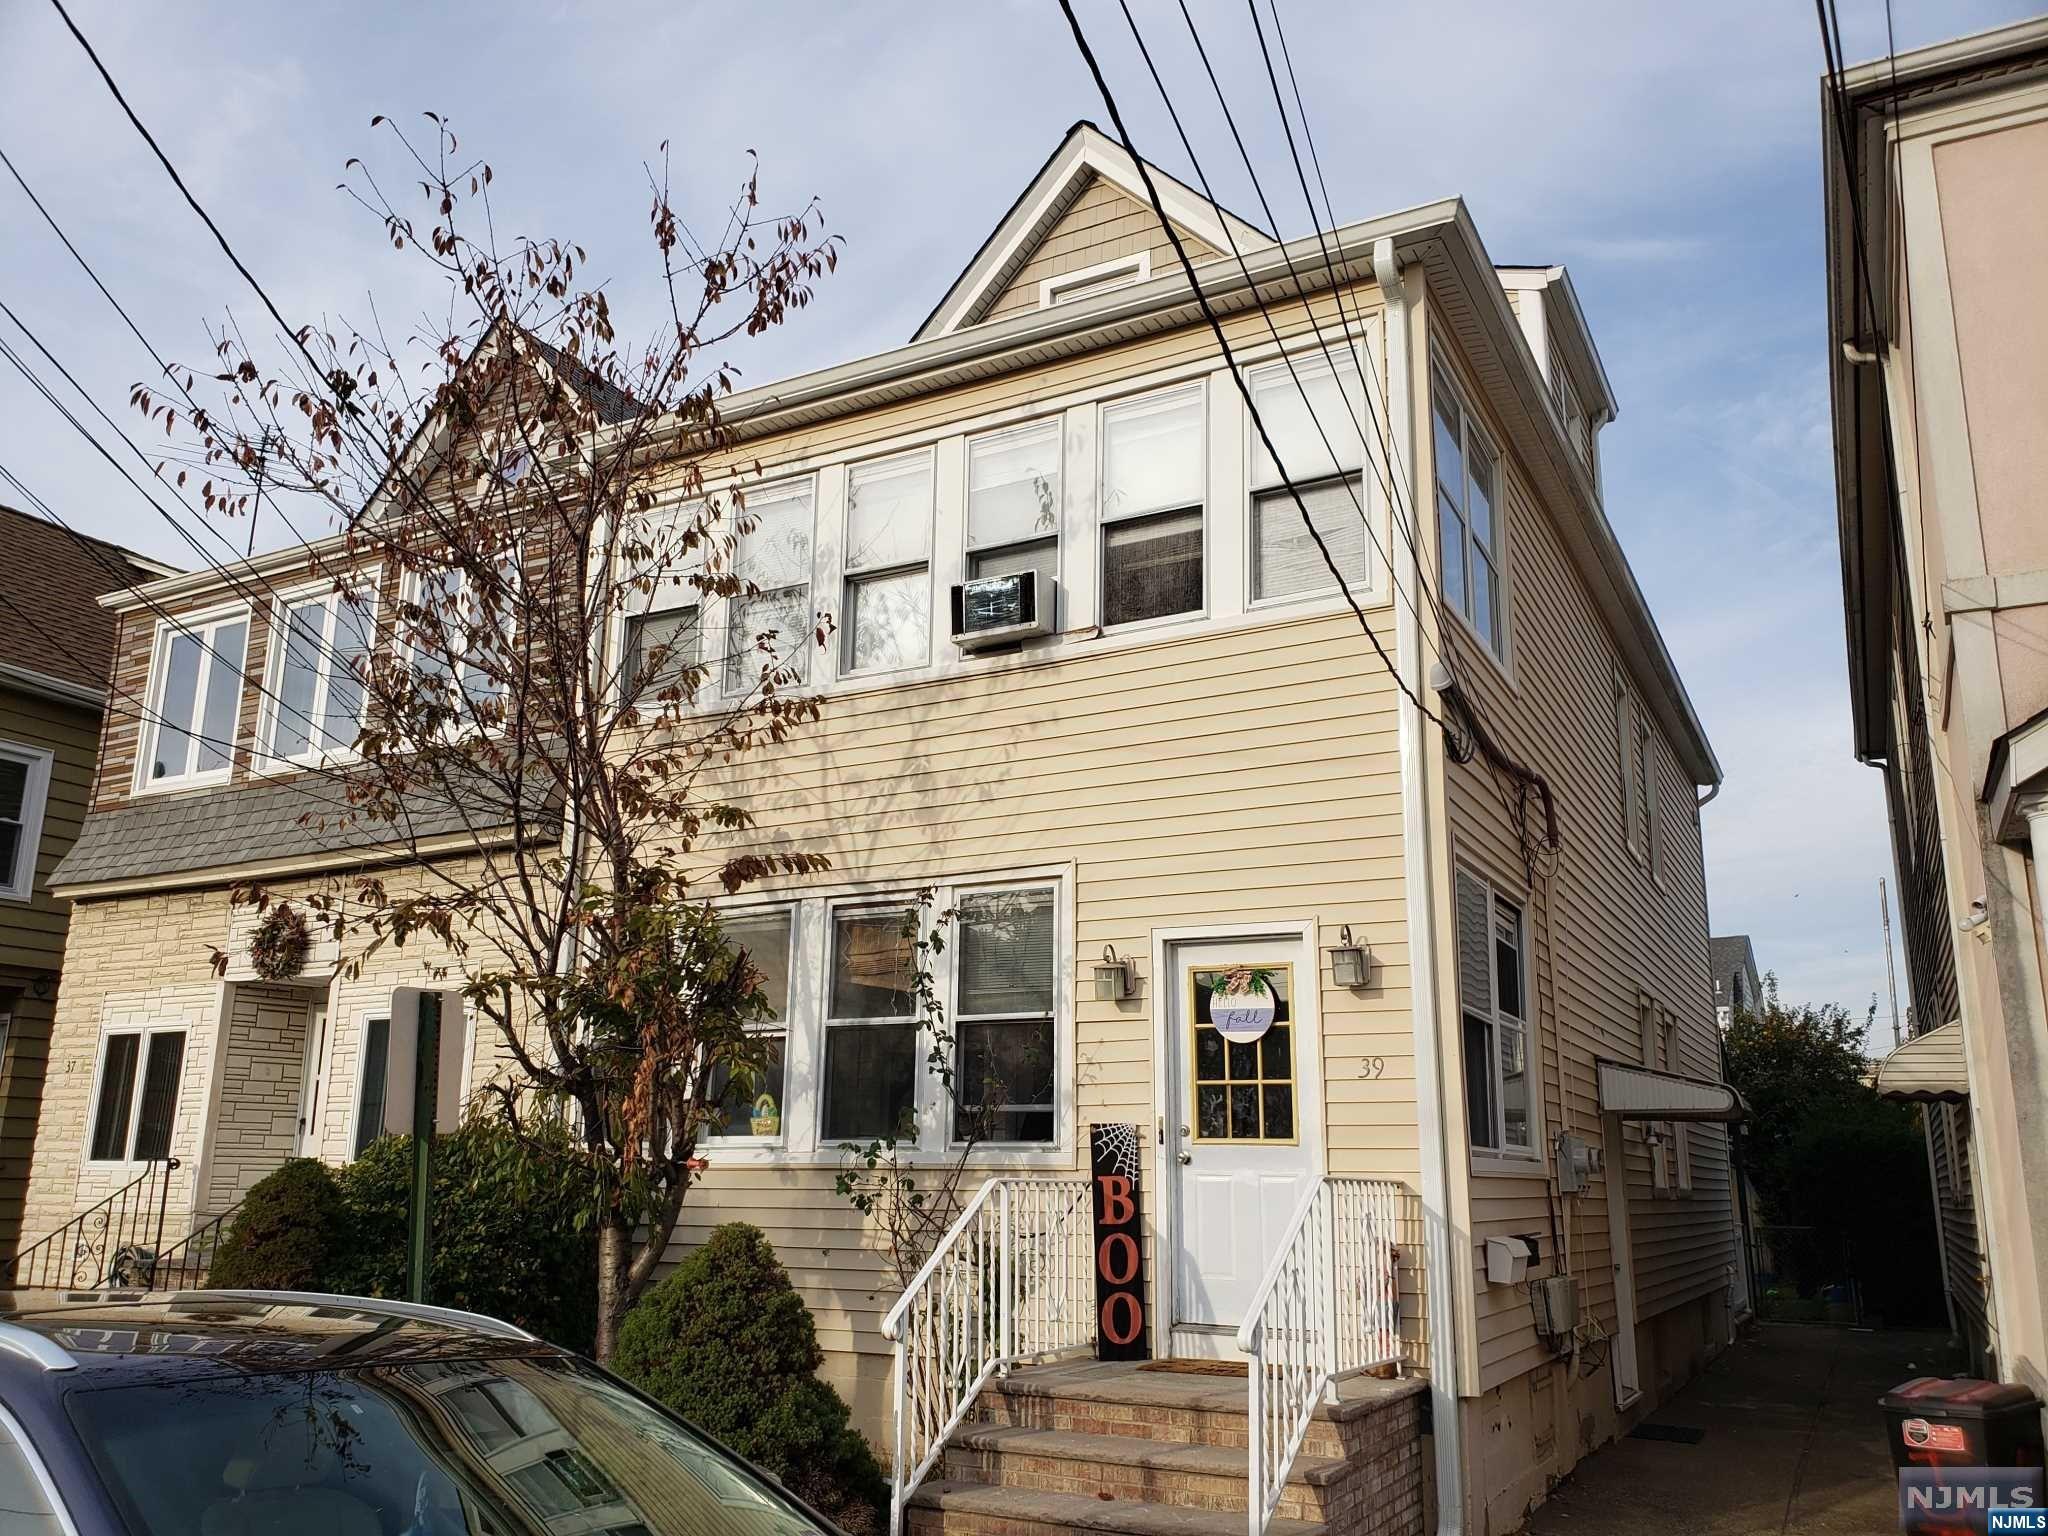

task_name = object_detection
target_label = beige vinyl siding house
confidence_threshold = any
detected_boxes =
[21,122,1734,1535]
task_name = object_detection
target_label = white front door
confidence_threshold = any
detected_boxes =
[1168,936,1319,1352]
[296,1000,330,1157]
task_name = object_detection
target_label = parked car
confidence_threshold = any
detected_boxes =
[0,1289,843,1535]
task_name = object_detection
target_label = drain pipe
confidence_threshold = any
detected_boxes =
[1375,235,1466,1536]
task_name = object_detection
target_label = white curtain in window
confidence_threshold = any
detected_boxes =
[1101,388,1202,520]
[967,423,1061,550]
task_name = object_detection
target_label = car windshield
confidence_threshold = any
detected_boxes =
[65,1352,832,1536]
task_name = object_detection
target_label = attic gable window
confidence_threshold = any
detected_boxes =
[1038,252,1150,310]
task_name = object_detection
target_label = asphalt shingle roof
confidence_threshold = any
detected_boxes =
[0,504,172,691]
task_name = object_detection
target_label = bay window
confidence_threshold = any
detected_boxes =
[1433,364,1505,657]
[262,583,377,764]
[966,421,1061,593]
[705,908,793,1140]
[142,610,249,788]
[843,452,933,674]
[953,887,1057,1144]
[1249,352,1372,603]
[819,906,919,1142]
[1100,386,1204,626]
[1456,869,1533,1158]
[725,480,814,694]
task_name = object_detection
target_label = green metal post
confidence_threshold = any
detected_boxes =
[406,991,441,1303]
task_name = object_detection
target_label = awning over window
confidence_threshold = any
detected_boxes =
[1873,1020,1970,1104]
[1596,1060,1748,1121]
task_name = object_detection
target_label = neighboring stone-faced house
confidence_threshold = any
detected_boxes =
[21,122,1739,1534]
[1826,16,2048,1404]
[0,504,174,1262]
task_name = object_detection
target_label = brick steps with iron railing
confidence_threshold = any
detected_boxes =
[907,1365,1427,1536]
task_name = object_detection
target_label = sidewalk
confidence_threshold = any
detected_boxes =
[1525,1323,1953,1535]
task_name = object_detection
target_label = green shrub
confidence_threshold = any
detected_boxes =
[206,1158,345,1290]
[614,1223,886,1535]
[333,1123,599,1353]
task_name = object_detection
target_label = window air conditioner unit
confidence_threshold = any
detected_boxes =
[950,571,1055,650]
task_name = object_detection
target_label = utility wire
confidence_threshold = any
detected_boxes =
[1055,0,1454,737]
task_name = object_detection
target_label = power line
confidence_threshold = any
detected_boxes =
[1055,0,1454,737]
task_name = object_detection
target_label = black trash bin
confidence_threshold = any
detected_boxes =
[1882,1377,2044,1533]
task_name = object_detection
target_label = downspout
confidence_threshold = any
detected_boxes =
[1376,235,1465,1536]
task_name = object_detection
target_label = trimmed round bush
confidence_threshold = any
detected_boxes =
[205,1158,345,1290]
[614,1223,886,1534]
[333,1123,599,1353]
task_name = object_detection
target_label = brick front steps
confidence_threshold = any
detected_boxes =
[906,1361,1428,1536]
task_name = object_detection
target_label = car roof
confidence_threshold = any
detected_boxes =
[0,1290,553,1381]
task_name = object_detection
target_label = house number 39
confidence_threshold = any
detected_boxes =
[1360,1057,1386,1079]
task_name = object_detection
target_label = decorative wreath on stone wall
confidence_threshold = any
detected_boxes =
[249,903,312,982]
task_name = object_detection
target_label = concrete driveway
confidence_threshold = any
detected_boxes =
[1525,1323,1953,1535]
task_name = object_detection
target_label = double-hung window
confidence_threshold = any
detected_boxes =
[1249,353,1373,603]
[142,610,249,788]
[953,887,1057,1145]
[0,741,53,902]
[705,909,793,1140]
[843,452,933,674]
[966,421,1061,593]
[1433,366,1505,658]
[624,604,703,703]
[262,583,377,765]
[88,1027,186,1162]
[1455,869,1533,1158]
[819,906,920,1142]
[405,552,518,720]
[725,480,814,694]
[1633,715,1657,875]
[1100,386,1204,626]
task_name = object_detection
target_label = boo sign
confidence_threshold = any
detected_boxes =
[1089,1124,1148,1361]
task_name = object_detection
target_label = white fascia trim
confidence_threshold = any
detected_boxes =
[917,123,1277,342]
[0,660,105,710]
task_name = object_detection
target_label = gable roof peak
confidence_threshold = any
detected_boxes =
[913,120,1276,343]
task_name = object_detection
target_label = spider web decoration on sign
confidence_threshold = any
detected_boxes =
[1094,1121,1140,1184]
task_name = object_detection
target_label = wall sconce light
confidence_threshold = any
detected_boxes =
[1092,945,1134,1001]
[1329,926,1371,988]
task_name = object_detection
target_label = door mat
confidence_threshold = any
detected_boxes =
[1628,1423,1706,1445]
[1136,1359,1248,1378]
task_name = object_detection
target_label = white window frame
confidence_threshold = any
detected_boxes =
[948,879,1061,1150]
[1244,347,1382,609]
[1097,382,1207,633]
[82,1022,188,1167]
[1430,359,1510,667]
[134,603,251,793]
[1038,251,1150,310]
[701,902,799,1147]
[963,418,1063,595]
[841,449,935,677]
[817,894,930,1149]
[1626,703,1658,877]
[0,740,53,902]
[346,1012,394,1161]
[1456,865,1544,1173]
[697,866,1076,1170]
[399,548,521,730]
[722,475,818,698]
[255,573,381,770]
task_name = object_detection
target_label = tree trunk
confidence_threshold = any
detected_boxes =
[594,1215,633,1363]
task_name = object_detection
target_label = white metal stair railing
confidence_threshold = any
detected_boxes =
[1236,1176,1405,1536]
[881,1176,1094,1536]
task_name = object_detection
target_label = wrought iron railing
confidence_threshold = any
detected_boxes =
[145,1201,242,1290]
[4,1158,182,1290]
[1236,1177,1405,1536]
[881,1177,1093,1535]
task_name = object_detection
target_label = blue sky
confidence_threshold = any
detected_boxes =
[2,0,2038,1034]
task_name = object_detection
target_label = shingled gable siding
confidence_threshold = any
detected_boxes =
[1423,335,1728,1401]
[979,175,1226,327]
